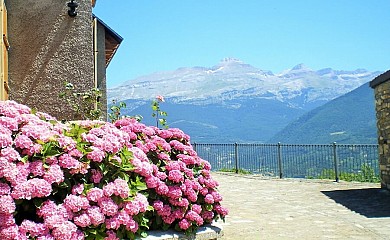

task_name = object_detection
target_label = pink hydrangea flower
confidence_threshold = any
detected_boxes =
[153,200,164,212]
[211,190,223,202]
[43,213,68,229]
[73,213,91,227]
[165,161,185,171]
[204,194,214,204]
[157,152,170,161]
[179,219,191,230]
[23,143,43,156]
[157,129,173,139]
[87,206,105,226]
[72,230,85,240]
[214,205,229,216]
[103,182,116,197]
[116,210,131,225]
[168,169,184,183]
[14,134,33,149]
[204,178,218,188]
[192,204,202,215]
[45,156,58,165]
[68,148,83,158]
[58,154,80,169]
[125,218,138,233]
[64,195,90,213]
[51,221,78,240]
[105,230,119,240]
[87,188,104,202]
[43,164,64,184]
[57,136,77,151]
[168,197,187,208]
[201,210,214,221]
[0,116,18,132]
[87,147,106,162]
[0,224,20,240]
[172,209,185,219]
[113,178,130,198]
[200,187,209,196]
[12,178,52,200]
[19,220,49,237]
[145,176,159,188]
[36,234,56,240]
[98,197,119,217]
[185,188,198,202]
[37,200,59,218]
[30,178,52,198]
[2,162,21,186]
[90,169,103,183]
[156,95,165,102]
[105,217,121,230]
[0,213,15,227]
[162,215,175,224]
[0,183,10,195]
[123,201,140,216]
[186,210,204,226]
[156,182,169,195]
[29,160,45,176]
[0,147,20,162]
[71,184,84,195]
[167,186,182,199]
[0,195,15,214]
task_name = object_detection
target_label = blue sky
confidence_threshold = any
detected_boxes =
[93,0,390,88]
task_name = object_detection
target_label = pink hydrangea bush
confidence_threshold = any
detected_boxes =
[0,101,228,239]
[115,118,228,233]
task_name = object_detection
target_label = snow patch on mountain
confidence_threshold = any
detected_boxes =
[108,59,382,110]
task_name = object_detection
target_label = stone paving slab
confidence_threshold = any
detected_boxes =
[212,173,390,240]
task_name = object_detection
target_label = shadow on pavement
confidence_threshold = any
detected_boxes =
[321,188,390,218]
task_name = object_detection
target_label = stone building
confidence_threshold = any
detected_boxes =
[0,0,122,120]
[370,70,390,190]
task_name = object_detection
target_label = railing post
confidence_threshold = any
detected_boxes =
[235,143,239,174]
[278,142,283,178]
[333,142,339,182]
[193,142,197,152]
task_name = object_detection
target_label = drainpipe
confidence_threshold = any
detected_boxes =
[93,18,98,111]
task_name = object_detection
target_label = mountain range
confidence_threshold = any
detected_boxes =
[269,82,378,144]
[107,58,382,143]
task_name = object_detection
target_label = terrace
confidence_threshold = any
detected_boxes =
[213,173,390,239]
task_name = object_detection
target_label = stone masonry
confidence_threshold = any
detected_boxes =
[7,0,95,120]
[370,70,390,190]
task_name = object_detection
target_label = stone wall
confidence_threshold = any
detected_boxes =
[7,0,95,120]
[370,71,390,190]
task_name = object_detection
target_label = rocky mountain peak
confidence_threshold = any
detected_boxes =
[291,63,312,71]
[108,59,382,110]
[219,57,243,64]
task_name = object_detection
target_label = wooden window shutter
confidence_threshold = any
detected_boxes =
[0,0,8,101]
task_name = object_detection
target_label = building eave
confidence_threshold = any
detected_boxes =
[93,15,123,67]
[370,70,390,88]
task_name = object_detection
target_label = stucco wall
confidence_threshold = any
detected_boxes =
[7,0,95,120]
[96,21,107,119]
[373,80,390,190]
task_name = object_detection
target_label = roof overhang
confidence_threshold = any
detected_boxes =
[94,15,123,67]
[370,70,390,88]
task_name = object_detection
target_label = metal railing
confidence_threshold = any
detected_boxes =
[192,142,379,182]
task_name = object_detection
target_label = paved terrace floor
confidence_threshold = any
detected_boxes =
[212,173,390,240]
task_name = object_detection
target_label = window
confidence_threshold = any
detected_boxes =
[0,0,8,101]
